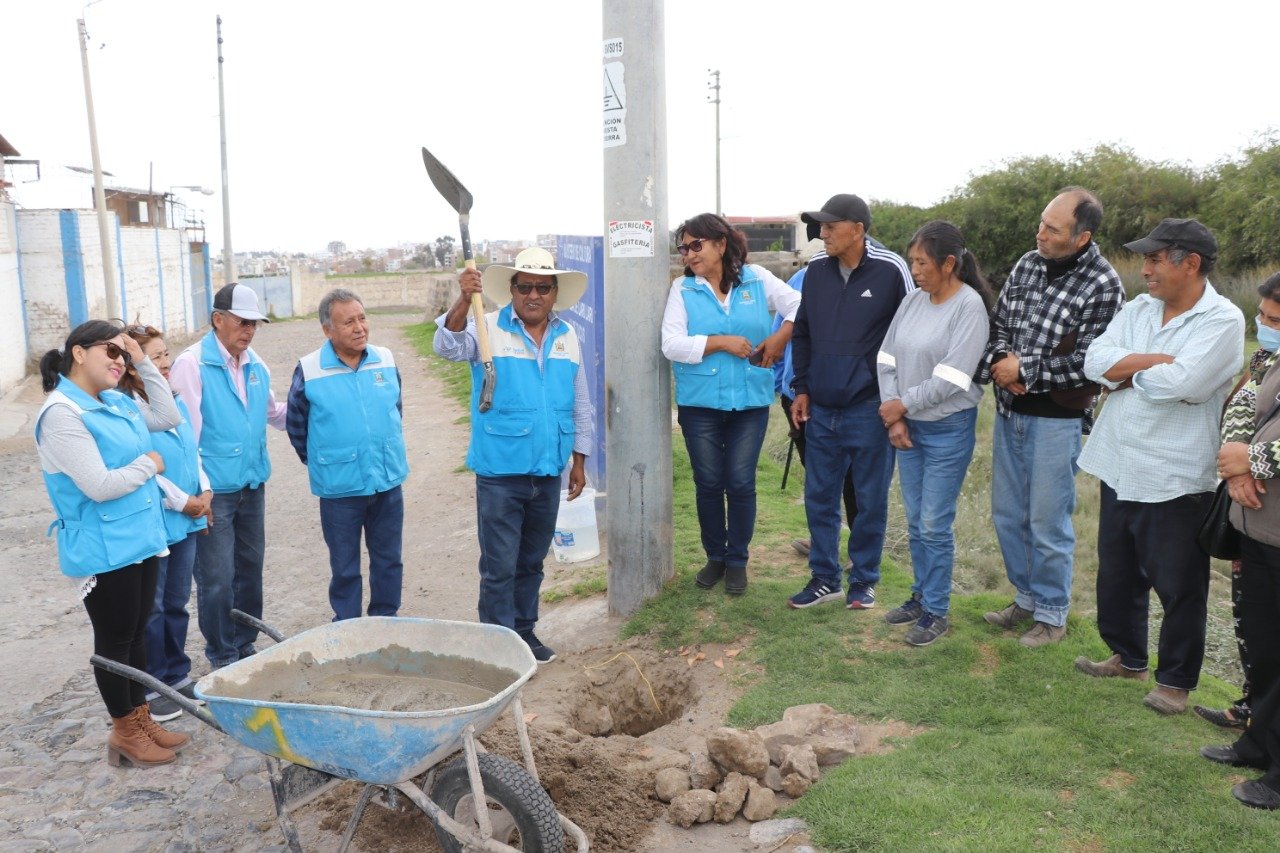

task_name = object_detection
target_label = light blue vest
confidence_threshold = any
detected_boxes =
[673,267,774,410]
[298,341,409,498]
[151,396,208,544]
[195,331,271,492]
[467,306,581,478]
[36,378,168,578]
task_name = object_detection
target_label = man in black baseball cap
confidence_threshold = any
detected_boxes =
[800,194,872,243]
[1123,218,1218,261]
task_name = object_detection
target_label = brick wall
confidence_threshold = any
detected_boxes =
[294,269,459,320]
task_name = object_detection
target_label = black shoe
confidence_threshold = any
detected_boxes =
[695,560,726,589]
[1194,704,1248,730]
[176,682,206,707]
[148,695,183,722]
[724,565,747,596]
[1201,744,1265,769]
[521,633,557,665]
[1233,780,1280,810]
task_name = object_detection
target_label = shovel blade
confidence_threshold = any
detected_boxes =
[421,146,473,216]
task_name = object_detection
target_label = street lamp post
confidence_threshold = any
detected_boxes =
[216,16,236,284]
[77,16,120,320]
[708,69,721,217]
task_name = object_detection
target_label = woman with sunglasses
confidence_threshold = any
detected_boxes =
[36,320,191,768]
[661,213,802,595]
[119,324,213,723]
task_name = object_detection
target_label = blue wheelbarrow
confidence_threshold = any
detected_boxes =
[92,612,589,852]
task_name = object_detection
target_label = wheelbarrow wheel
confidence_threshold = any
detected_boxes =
[430,752,565,853]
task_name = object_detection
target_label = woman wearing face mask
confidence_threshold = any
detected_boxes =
[661,213,801,595]
[118,324,213,723]
[1204,271,1280,809]
[36,320,189,768]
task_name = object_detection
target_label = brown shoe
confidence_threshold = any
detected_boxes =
[1074,653,1148,680]
[984,601,1034,630]
[107,709,177,767]
[1143,686,1189,715]
[1018,621,1066,648]
[138,704,191,751]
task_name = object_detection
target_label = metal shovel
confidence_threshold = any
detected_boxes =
[421,146,495,412]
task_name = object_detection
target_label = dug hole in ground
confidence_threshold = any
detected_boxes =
[0,313,917,851]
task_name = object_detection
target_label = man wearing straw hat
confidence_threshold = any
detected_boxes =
[433,248,594,665]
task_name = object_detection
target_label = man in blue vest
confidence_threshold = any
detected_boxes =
[787,194,915,610]
[433,248,594,665]
[170,283,287,668]
[286,289,409,621]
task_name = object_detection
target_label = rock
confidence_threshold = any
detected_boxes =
[654,767,690,803]
[714,771,750,823]
[763,764,784,792]
[706,727,770,778]
[636,744,689,772]
[686,739,722,790]
[667,789,717,828]
[782,772,812,798]
[779,743,820,782]
[742,782,778,821]
[103,789,172,811]
[575,702,613,736]
[757,703,861,766]
[748,817,810,845]
[222,754,262,783]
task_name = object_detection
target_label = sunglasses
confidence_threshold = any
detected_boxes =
[676,238,707,257]
[221,314,260,329]
[85,341,132,364]
[512,283,557,296]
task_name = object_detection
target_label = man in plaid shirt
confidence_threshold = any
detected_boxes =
[978,188,1125,647]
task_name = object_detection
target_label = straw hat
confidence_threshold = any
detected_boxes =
[480,247,587,310]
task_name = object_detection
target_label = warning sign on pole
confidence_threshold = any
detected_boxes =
[603,61,626,149]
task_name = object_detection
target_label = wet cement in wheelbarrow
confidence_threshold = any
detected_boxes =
[209,645,520,712]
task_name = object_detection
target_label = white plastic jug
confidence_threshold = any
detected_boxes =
[552,487,601,563]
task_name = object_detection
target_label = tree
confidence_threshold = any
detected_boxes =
[434,235,456,268]
[327,240,347,256]
[1202,136,1280,271]
[868,201,928,258]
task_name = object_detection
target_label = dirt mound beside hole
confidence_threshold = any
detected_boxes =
[571,650,694,736]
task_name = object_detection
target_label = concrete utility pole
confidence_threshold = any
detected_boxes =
[216,15,237,284]
[77,17,120,320]
[708,69,721,217]
[602,0,673,616]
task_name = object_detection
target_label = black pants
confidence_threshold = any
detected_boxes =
[779,395,857,529]
[1095,484,1210,690]
[1232,536,1280,785]
[82,557,159,718]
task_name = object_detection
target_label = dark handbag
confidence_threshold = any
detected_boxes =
[1046,332,1102,410]
[1197,481,1240,560]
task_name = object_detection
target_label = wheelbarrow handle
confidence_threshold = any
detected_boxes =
[89,654,223,732]
[230,609,287,643]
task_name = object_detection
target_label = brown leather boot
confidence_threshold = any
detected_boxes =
[137,704,191,751]
[107,708,176,767]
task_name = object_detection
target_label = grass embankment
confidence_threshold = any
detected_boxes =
[407,320,1274,850]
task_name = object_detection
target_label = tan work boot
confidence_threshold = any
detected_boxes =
[984,601,1034,630]
[1143,686,1189,715]
[107,708,177,767]
[138,704,191,751]
[1019,621,1066,647]
[1074,653,1148,680]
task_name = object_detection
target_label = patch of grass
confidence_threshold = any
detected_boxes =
[403,321,472,412]
[544,571,608,604]
[625,423,1271,850]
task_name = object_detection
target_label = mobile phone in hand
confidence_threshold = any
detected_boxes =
[748,348,764,366]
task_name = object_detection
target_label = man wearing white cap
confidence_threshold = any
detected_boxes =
[433,248,594,664]
[169,283,287,668]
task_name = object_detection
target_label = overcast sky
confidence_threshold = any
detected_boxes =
[5,0,1276,255]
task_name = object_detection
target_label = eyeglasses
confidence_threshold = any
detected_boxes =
[218,313,260,329]
[676,239,706,257]
[512,283,557,296]
[85,341,132,364]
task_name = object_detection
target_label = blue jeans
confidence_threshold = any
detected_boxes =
[475,474,559,636]
[320,486,405,621]
[897,408,978,617]
[991,413,1082,627]
[144,531,197,687]
[804,401,895,587]
[194,485,266,667]
[677,405,770,568]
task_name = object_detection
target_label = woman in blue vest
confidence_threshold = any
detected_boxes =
[661,213,802,594]
[120,324,212,723]
[35,320,191,768]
